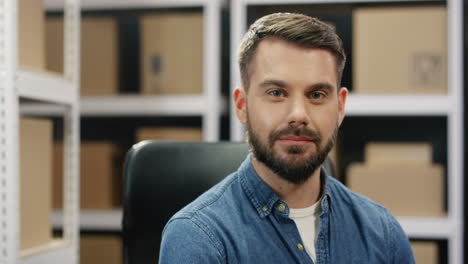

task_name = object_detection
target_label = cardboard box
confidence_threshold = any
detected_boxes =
[140,13,203,95]
[347,143,444,216]
[136,127,202,142]
[81,234,122,264]
[53,142,122,209]
[365,143,433,165]
[20,118,52,250]
[52,144,63,209]
[46,16,119,95]
[353,7,447,94]
[347,163,444,216]
[327,143,341,179]
[44,17,63,74]
[19,0,45,70]
[411,241,438,264]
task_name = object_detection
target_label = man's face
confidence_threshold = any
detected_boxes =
[234,37,347,184]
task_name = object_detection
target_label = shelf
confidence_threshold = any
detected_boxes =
[44,0,213,11]
[19,239,75,264]
[242,0,441,4]
[398,216,453,239]
[17,70,78,105]
[52,209,122,231]
[21,95,228,117]
[345,94,450,116]
[81,95,222,116]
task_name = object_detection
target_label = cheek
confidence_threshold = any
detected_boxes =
[315,106,340,135]
[247,102,283,134]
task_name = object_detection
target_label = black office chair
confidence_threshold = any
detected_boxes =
[122,141,335,264]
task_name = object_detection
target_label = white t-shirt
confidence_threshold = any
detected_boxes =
[289,201,321,262]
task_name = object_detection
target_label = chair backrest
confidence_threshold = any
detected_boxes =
[122,140,336,263]
[122,141,249,263]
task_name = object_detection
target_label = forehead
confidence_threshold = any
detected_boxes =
[250,38,338,87]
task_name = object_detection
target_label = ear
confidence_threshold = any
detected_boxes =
[337,87,348,126]
[233,87,247,125]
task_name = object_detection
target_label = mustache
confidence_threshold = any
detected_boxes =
[269,126,322,143]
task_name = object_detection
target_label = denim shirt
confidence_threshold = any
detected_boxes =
[159,155,415,263]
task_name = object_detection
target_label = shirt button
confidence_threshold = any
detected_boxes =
[278,203,286,212]
[297,243,304,251]
[262,206,268,212]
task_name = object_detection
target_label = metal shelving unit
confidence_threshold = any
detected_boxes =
[0,0,81,263]
[40,0,225,239]
[45,0,224,142]
[230,0,464,263]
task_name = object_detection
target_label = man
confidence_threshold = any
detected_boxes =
[159,13,414,263]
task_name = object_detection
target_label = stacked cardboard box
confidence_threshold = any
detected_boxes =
[81,234,122,264]
[46,16,119,95]
[347,143,444,216]
[136,127,202,142]
[140,13,203,95]
[327,143,340,180]
[353,7,447,94]
[411,241,438,264]
[19,0,45,70]
[53,142,122,209]
[20,118,52,250]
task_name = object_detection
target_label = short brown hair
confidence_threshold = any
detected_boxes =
[238,13,346,90]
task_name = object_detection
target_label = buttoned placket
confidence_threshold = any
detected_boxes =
[315,195,330,264]
[271,200,315,264]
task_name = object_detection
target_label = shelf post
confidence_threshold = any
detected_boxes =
[202,0,221,142]
[447,0,464,262]
[230,0,247,142]
[63,0,81,263]
[0,0,19,263]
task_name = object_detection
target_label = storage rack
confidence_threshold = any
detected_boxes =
[40,0,225,232]
[230,0,464,263]
[43,0,225,142]
[0,0,81,263]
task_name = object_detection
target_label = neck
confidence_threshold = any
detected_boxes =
[251,156,322,209]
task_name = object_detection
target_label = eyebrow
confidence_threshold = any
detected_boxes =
[258,79,336,91]
[258,79,287,89]
[307,82,335,92]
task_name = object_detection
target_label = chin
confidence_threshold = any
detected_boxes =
[276,151,310,166]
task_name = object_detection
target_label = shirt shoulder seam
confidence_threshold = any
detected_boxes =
[192,173,238,213]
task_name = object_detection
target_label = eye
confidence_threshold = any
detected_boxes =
[309,91,325,100]
[268,89,285,97]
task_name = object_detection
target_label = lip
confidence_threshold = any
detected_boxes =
[279,135,312,141]
[277,135,313,146]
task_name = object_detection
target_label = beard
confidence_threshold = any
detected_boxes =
[246,117,337,185]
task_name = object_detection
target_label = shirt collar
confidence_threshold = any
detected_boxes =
[238,153,332,218]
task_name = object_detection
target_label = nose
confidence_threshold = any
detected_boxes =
[287,96,310,128]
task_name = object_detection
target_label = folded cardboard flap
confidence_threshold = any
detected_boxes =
[20,118,52,250]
